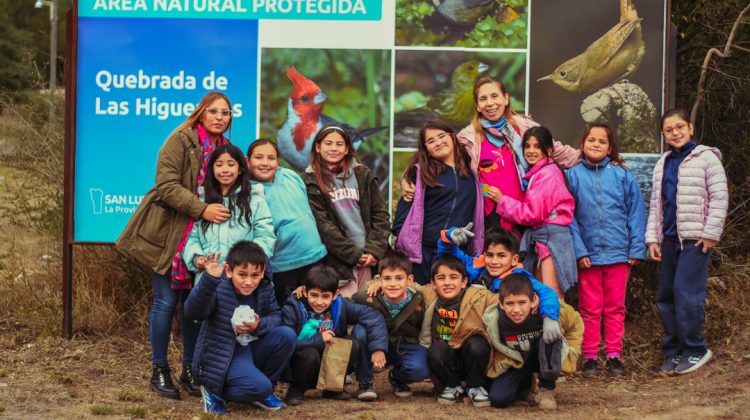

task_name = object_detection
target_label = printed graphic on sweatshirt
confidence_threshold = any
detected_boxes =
[330,186,360,212]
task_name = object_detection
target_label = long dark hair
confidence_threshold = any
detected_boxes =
[405,119,471,188]
[523,126,571,190]
[310,124,357,197]
[203,144,252,233]
[580,123,625,166]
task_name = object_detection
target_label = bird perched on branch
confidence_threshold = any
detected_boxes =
[398,60,489,127]
[537,0,645,94]
[277,66,387,171]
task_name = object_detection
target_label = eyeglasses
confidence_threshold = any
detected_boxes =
[206,108,232,118]
[662,123,688,135]
[425,132,450,147]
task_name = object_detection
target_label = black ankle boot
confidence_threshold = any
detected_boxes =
[179,363,201,397]
[150,365,181,400]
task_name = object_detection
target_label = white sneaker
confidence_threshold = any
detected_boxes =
[467,386,490,407]
[438,386,463,405]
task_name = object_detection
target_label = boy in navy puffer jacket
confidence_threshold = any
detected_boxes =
[185,241,296,414]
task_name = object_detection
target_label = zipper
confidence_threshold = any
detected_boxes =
[443,167,459,230]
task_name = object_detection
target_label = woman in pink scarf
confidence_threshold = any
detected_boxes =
[117,92,233,399]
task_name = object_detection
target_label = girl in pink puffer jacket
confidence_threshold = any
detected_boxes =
[647,109,728,376]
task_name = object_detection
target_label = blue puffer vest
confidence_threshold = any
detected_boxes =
[185,271,282,395]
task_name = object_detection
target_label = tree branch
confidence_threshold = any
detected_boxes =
[690,1,750,126]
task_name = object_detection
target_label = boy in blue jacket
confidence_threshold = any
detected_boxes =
[185,241,296,415]
[282,265,388,405]
[438,225,563,343]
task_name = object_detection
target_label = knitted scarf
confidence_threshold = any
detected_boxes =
[481,117,529,189]
[170,124,227,290]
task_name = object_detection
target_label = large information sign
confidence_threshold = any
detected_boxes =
[72,0,668,243]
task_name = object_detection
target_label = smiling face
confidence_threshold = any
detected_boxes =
[423,127,455,164]
[484,243,519,278]
[475,82,509,122]
[431,265,468,302]
[523,135,549,166]
[380,267,413,303]
[247,143,279,183]
[500,292,539,324]
[200,98,231,138]
[315,131,349,166]
[582,127,612,164]
[212,152,240,194]
[662,115,694,150]
[226,263,265,296]
[306,288,338,314]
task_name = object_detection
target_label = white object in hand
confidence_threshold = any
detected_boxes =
[231,305,258,346]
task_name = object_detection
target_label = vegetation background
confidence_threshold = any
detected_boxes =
[0,0,748,417]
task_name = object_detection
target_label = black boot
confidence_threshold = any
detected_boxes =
[179,363,201,397]
[150,365,181,400]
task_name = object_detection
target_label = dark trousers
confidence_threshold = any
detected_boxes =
[356,338,430,385]
[222,326,296,403]
[657,238,711,358]
[272,261,321,307]
[427,335,490,388]
[488,338,555,408]
[150,271,201,365]
[289,334,360,390]
[413,247,438,285]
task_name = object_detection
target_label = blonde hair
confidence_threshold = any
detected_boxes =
[470,77,520,143]
[171,91,233,138]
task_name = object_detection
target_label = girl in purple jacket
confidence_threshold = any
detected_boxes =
[393,120,484,285]
[647,109,728,375]
[490,126,577,298]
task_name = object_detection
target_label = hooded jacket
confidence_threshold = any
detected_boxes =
[183,183,276,282]
[116,127,211,274]
[301,164,390,285]
[646,145,728,245]
[567,157,647,264]
[482,300,583,378]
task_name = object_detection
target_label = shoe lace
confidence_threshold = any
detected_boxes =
[359,382,373,392]
[469,387,488,399]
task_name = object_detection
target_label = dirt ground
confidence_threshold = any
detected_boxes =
[1,316,749,419]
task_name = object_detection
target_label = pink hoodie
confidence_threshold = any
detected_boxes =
[495,157,575,230]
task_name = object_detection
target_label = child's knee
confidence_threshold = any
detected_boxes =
[464,336,491,358]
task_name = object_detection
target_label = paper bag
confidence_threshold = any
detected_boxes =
[316,338,352,392]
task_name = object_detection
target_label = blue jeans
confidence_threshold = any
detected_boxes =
[353,325,429,384]
[657,238,711,358]
[222,326,296,403]
[150,271,201,366]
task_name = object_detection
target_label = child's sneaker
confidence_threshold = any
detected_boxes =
[606,357,626,377]
[251,394,286,411]
[674,349,713,374]
[437,386,463,405]
[388,371,412,398]
[284,387,305,406]
[466,386,490,407]
[581,358,599,377]
[659,354,682,373]
[535,388,558,410]
[357,381,378,402]
[200,385,227,415]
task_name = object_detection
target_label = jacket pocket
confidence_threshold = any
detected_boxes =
[137,201,174,250]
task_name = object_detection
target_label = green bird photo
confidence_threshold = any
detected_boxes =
[394,51,526,148]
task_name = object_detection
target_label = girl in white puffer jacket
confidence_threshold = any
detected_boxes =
[646,109,728,376]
